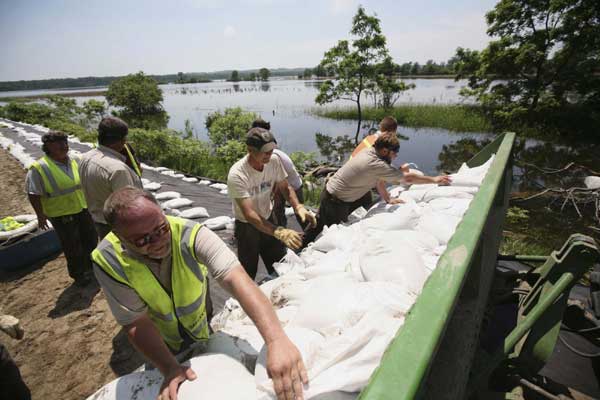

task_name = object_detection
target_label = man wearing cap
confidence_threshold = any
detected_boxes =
[227,127,316,280]
[303,133,451,245]
[79,116,143,239]
[26,131,98,286]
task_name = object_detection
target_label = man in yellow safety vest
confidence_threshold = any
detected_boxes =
[26,131,98,286]
[92,186,308,400]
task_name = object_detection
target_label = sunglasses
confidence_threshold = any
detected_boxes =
[131,222,170,247]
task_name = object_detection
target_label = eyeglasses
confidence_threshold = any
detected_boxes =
[131,222,170,247]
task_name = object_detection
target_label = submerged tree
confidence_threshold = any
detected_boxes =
[315,6,406,144]
[106,72,168,129]
[259,68,270,81]
[454,0,600,136]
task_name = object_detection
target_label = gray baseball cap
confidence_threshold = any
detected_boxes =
[246,127,277,152]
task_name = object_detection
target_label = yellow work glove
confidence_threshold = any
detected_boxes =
[295,205,317,228]
[274,226,302,250]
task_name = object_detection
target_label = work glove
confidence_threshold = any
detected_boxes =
[274,227,302,250]
[295,205,317,228]
[0,315,24,340]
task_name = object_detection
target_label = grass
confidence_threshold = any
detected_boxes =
[314,104,493,133]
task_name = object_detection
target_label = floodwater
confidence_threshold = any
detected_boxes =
[0,78,476,175]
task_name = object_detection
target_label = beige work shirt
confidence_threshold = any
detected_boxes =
[93,225,240,326]
[78,145,143,224]
[326,147,405,202]
[227,154,287,222]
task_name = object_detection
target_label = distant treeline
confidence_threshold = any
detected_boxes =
[0,68,306,92]
[300,59,458,79]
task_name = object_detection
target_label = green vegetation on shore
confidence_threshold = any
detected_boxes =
[315,104,492,133]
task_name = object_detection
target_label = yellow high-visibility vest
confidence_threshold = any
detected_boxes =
[350,134,379,159]
[30,156,87,217]
[92,217,209,351]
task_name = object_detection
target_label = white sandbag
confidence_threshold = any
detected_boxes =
[219,189,228,195]
[143,182,161,191]
[360,202,420,232]
[179,207,209,219]
[203,216,234,231]
[388,184,406,198]
[425,197,472,217]
[409,183,438,191]
[140,163,156,171]
[172,173,185,178]
[154,166,169,172]
[86,353,255,400]
[198,180,211,185]
[163,208,181,217]
[205,330,262,373]
[347,206,368,222]
[417,210,461,245]
[160,169,176,176]
[359,240,429,294]
[162,198,193,209]
[448,174,484,187]
[311,224,361,253]
[141,178,151,185]
[399,189,428,203]
[210,182,228,190]
[422,186,477,202]
[182,177,198,183]
[584,176,600,189]
[155,191,182,200]
[285,207,295,217]
[457,155,495,177]
[302,248,352,280]
[366,229,439,252]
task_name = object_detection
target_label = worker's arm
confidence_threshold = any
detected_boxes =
[126,314,196,400]
[236,197,302,250]
[276,180,317,228]
[221,266,308,400]
[27,194,49,230]
[403,172,452,185]
[376,180,404,205]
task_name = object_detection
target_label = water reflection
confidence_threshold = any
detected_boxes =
[260,82,270,92]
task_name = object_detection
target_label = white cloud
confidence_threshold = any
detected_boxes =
[224,25,237,38]
[331,0,358,15]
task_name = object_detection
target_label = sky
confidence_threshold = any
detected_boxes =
[0,0,498,82]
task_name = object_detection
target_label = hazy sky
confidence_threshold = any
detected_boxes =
[0,0,497,81]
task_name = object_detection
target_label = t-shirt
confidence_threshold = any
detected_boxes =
[78,145,143,224]
[25,156,76,196]
[272,149,302,190]
[227,154,287,222]
[93,225,240,326]
[326,147,405,202]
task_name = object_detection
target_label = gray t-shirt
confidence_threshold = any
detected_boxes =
[326,147,405,202]
[93,225,239,326]
[227,154,287,222]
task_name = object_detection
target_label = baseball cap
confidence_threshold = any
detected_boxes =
[246,127,277,152]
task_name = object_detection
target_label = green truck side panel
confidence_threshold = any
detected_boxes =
[359,132,516,400]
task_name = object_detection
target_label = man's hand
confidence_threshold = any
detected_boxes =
[0,315,24,340]
[435,175,452,186]
[267,336,308,400]
[37,214,49,230]
[387,197,405,205]
[274,227,302,250]
[157,365,197,400]
[294,205,317,228]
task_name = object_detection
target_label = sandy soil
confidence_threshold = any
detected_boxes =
[0,148,144,399]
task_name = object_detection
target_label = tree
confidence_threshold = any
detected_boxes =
[454,0,600,135]
[105,72,167,126]
[259,68,270,81]
[315,6,395,143]
[230,70,240,82]
[370,56,415,109]
[205,107,257,148]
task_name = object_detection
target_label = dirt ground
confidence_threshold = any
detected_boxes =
[0,148,144,399]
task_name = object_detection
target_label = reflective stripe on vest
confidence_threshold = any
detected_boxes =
[91,216,208,351]
[30,156,87,217]
[350,134,378,159]
[124,143,142,177]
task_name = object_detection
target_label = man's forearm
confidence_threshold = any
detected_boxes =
[404,173,437,185]
[376,180,390,203]
[243,208,278,236]
[28,194,45,219]
[279,181,301,210]
[126,315,180,376]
